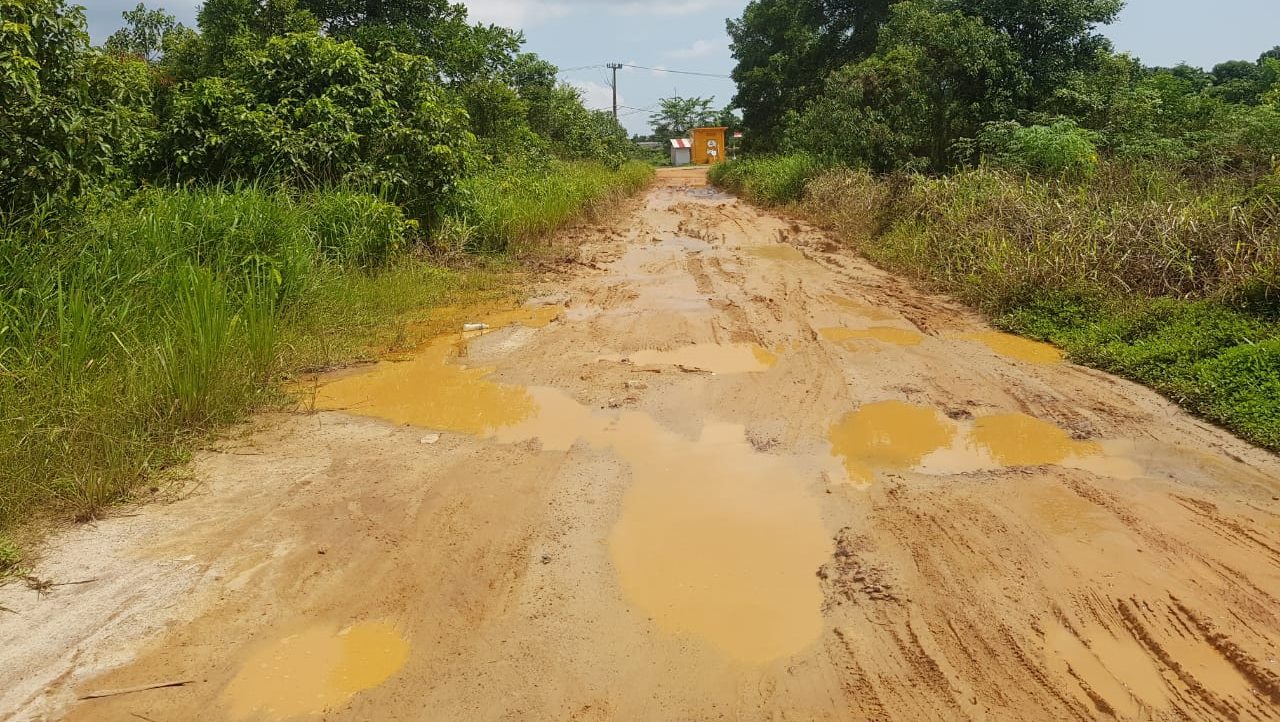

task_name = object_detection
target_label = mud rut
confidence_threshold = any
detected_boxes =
[3,167,1280,721]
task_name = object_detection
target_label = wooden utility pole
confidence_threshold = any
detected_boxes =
[607,63,623,121]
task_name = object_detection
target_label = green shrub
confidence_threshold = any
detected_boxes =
[974,120,1101,179]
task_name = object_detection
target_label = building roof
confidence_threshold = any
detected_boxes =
[670,139,692,149]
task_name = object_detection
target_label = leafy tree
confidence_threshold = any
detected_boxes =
[727,0,898,150]
[649,96,718,144]
[945,0,1122,108]
[297,0,521,83]
[785,0,1023,171]
[1,0,153,211]
[156,33,474,218]
[104,3,180,61]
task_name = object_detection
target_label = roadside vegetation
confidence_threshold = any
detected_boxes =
[0,0,653,568]
[716,0,1280,450]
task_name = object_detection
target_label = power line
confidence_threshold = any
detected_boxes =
[620,64,731,79]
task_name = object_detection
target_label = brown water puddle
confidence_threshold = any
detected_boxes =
[829,403,1141,484]
[959,331,1064,364]
[311,337,536,434]
[828,401,957,484]
[820,326,923,348]
[606,415,830,664]
[224,621,409,720]
[824,295,902,323]
[604,343,777,373]
[744,245,807,261]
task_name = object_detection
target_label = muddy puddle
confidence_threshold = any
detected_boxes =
[605,415,830,664]
[959,331,1063,364]
[224,621,408,720]
[602,343,777,374]
[820,326,923,348]
[829,402,1141,485]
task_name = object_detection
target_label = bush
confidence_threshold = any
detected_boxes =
[973,119,1101,179]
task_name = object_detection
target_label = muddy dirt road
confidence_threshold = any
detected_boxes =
[4,167,1280,721]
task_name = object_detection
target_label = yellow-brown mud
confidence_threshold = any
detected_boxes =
[6,166,1280,722]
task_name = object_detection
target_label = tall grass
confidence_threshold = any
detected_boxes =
[713,157,1280,450]
[443,160,654,254]
[0,185,414,534]
[708,155,825,205]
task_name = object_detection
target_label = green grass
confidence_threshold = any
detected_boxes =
[708,155,825,206]
[713,157,1280,451]
[442,160,654,254]
[0,160,655,568]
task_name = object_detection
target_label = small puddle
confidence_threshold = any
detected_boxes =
[224,621,409,720]
[828,401,957,484]
[603,343,777,374]
[820,326,923,348]
[829,403,1141,484]
[607,415,830,664]
[744,245,807,261]
[311,337,536,434]
[959,331,1063,364]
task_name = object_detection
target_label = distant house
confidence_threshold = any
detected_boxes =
[670,138,693,166]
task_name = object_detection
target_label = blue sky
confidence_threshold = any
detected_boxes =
[83,0,1280,135]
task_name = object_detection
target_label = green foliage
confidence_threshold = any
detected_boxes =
[104,2,181,61]
[649,96,719,144]
[972,119,1100,178]
[709,155,825,205]
[1,0,152,212]
[156,33,474,219]
[0,186,413,529]
[784,0,1022,171]
[443,161,654,254]
[727,0,897,150]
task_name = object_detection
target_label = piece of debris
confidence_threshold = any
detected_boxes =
[79,680,195,701]
[625,380,648,391]
[462,323,489,332]
[540,554,552,565]
[420,433,441,445]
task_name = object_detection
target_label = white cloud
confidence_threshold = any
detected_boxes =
[460,0,572,27]
[668,38,723,59]
[568,80,621,112]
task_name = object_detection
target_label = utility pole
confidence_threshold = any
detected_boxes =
[607,63,623,121]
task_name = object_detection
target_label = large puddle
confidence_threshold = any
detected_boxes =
[311,337,536,434]
[829,402,1141,485]
[606,415,830,664]
[959,331,1063,364]
[224,621,409,720]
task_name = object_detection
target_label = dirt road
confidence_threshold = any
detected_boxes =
[4,167,1280,721]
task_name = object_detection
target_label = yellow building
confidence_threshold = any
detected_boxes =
[691,127,728,165]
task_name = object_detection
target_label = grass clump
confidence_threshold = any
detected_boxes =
[709,155,825,205]
[443,160,654,254]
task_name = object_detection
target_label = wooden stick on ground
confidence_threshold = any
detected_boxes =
[79,680,194,701]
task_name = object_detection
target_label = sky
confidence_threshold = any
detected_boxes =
[83,0,1280,136]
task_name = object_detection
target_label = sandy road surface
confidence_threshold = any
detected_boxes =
[4,167,1280,721]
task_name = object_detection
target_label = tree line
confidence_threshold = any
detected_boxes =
[727,0,1280,176]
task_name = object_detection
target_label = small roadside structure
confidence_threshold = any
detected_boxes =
[670,138,693,166]
[691,127,728,165]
